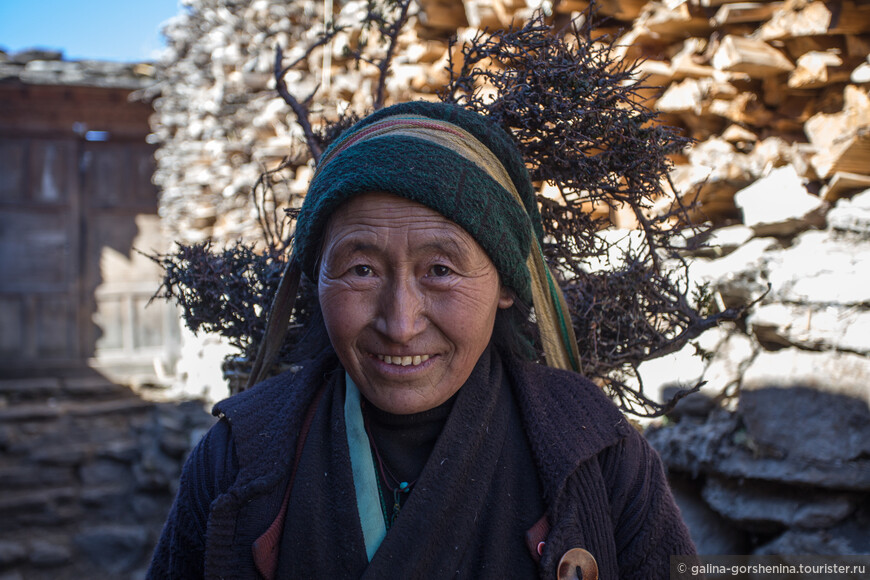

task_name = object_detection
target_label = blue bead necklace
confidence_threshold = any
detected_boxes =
[362,402,416,529]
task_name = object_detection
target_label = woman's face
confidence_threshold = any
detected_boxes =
[318,192,514,414]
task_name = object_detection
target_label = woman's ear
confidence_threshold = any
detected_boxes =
[498,287,515,310]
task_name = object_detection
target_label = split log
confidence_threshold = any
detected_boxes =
[554,0,591,14]
[636,59,674,87]
[845,35,870,59]
[761,74,789,106]
[641,2,713,38]
[669,38,719,79]
[712,2,783,25]
[711,35,794,77]
[668,164,743,222]
[709,91,775,127]
[750,137,812,178]
[782,35,845,60]
[853,58,870,83]
[655,77,745,136]
[416,0,468,30]
[694,0,757,8]
[812,130,870,177]
[722,124,759,146]
[788,50,854,88]
[821,171,870,200]
[671,52,719,79]
[804,85,870,149]
[758,0,870,41]
[464,0,509,29]
[656,77,715,114]
[595,0,648,20]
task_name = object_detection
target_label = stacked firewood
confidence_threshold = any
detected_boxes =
[153,0,870,245]
[611,0,870,221]
[316,0,870,224]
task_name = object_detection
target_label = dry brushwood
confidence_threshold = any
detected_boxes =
[155,6,744,416]
[441,13,744,416]
[148,243,317,364]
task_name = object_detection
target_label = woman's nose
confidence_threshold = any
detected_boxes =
[376,277,425,344]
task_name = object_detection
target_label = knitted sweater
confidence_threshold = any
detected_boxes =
[147,347,695,579]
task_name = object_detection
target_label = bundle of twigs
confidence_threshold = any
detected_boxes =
[152,5,744,416]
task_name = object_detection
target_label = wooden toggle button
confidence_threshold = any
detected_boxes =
[556,547,598,580]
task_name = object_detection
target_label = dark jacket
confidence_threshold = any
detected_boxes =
[147,348,694,579]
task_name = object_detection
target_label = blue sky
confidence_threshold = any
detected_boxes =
[0,0,182,62]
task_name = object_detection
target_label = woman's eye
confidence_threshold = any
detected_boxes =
[352,265,373,277]
[429,264,452,277]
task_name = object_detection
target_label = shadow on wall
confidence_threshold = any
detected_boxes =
[0,367,215,579]
[0,132,179,384]
[650,380,870,557]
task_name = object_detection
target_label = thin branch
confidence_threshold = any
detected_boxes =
[274,45,323,164]
[374,0,413,109]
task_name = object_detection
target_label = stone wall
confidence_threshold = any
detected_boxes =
[0,50,215,580]
[0,374,213,579]
[150,0,870,559]
[641,190,870,554]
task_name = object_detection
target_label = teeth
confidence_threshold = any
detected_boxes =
[378,354,431,366]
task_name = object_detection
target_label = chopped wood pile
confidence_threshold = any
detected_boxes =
[611,0,870,222]
[153,0,870,245]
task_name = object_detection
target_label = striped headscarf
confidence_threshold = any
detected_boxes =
[293,101,580,372]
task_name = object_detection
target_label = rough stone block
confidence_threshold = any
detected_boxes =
[734,165,824,236]
[668,474,748,555]
[689,237,779,308]
[702,476,857,531]
[827,188,870,235]
[704,224,755,255]
[740,349,870,463]
[0,465,75,490]
[79,458,134,487]
[755,529,855,556]
[28,540,72,568]
[742,348,870,402]
[638,325,757,406]
[0,540,27,567]
[31,443,91,466]
[74,525,148,574]
[749,303,870,355]
[61,377,133,399]
[646,411,870,490]
[133,446,180,492]
[0,378,62,401]
[766,230,870,306]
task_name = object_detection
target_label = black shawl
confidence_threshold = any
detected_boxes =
[277,345,545,578]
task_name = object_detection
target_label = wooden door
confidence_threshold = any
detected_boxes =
[0,134,179,382]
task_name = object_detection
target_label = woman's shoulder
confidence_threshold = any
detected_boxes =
[511,358,630,430]
[507,357,634,478]
[207,349,339,476]
[213,349,338,426]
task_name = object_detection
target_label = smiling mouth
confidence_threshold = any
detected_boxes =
[376,354,432,366]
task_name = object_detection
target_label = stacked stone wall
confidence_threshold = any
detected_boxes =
[0,376,213,579]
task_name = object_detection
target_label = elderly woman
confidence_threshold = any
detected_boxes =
[148,102,695,579]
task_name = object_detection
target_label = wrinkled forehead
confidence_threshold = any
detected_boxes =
[317,192,489,268]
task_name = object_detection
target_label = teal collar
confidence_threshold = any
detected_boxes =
[344,373,387,561]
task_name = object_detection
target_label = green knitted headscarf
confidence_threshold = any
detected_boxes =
[294,101,541,305]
